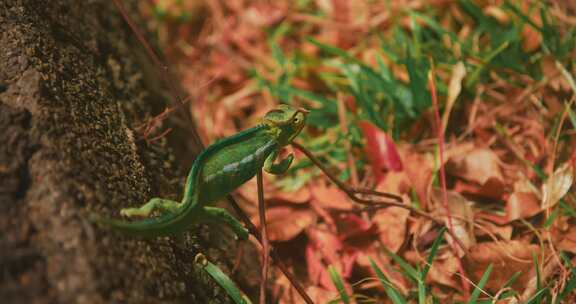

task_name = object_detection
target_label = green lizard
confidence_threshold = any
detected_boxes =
[94,104,309,240]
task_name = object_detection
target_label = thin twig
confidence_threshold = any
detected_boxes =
[429,62,470,294]
[226,196,314,304]
[257,171,269,304]
[291,141,467,252]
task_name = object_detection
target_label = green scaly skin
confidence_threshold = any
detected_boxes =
[92,104,308,240]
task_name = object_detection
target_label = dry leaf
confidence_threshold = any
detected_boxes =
[335,213,376,242]
[442,61,466,132]
[447,147,503,185]
[424,250,461,289]
[463,241,538,292]
[542,162,573,209]
[403,149,434,208]
[359,121,403,183]
[310,181,354,210]
[376,170,411,195]
[475,220,513,241]
[558,226,576,254]
[271,186,311,204]
[453,176,506,200]
[306,227,357,291]
[506,191,541,222]
[484,6,510,24]
[373,206,410,253]
[522,21,541,53]
[430,189,476,256]
[260,206,317,241]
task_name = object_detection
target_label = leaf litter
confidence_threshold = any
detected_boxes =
[138,0,576,302]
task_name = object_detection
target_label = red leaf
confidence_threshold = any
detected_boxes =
[359,121,403,183]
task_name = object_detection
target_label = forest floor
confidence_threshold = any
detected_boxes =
[132,1,576,303]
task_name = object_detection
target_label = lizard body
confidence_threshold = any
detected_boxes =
[94,104,308,239]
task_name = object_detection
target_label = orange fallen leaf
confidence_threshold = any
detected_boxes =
[483,6,510,24]
[506,191,541,222]
[441,61,467,133]
[447,147,503,185]
[402,148,434,208]
[373,206,410,253]
[521,23,541,53]
[309,181,354,210]
[558,226,576,254]
[258,206,317,241]
[422,250,461,290]
[453,176,506,200]
[270,186,311,204]
[542,162,573,209]
[359,121,403,183]
[475,220,513,241]
[463,241,538,292]
[306,226,357,290]
[335,213,376,243]
[430,189,476,256]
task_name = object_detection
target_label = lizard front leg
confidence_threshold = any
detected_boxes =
[263,150,294,175]
[120,198,181,218]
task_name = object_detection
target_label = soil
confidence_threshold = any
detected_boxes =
[0,1,252,303]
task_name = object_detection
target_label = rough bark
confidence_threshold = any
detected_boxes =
[0,1,248,303]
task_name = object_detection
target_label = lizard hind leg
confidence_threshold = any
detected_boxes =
[120,198,181,218]
[199,206,249,241]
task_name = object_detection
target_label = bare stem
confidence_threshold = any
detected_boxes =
[257,171,269,304]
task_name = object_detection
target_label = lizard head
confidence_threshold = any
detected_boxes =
[263,104,309,145]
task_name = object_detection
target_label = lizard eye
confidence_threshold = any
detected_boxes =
[293,116,301,124]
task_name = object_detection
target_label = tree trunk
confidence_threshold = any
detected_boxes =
[0,1,247,303]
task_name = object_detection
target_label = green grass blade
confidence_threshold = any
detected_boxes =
[502,271,522,289]
[526,287,549,304]
[468,264,493,304]
[196,255,251,304]
[384,249,419,282]
[328,265,350,304]
[556,252,576,303]
[369,258,407,304]
[422,227,446,279]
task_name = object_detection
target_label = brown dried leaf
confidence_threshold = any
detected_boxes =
[425,250,461,289]
[453,176,506,200]
[447,148,503,185]
[506,191,541,222]
[261,207,317,241]
[522,23,541,53]
[558,226,576,254]
[306,227,357,291]
[442,62,467,132]
[463,241,538,292]
[475,221,513,241]
[310,181,354,210]
[403,149,434,208]
[373,206,410,253]
[542,162,573,209]
[483,6,510,24]
[270,186,311,204]
[430,189,476,256]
